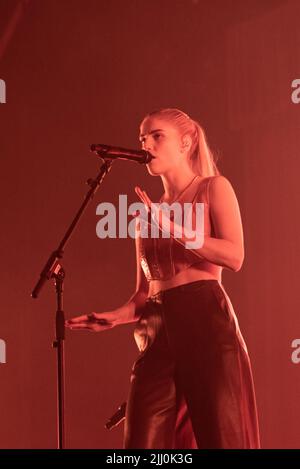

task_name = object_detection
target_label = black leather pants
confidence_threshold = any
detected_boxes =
[123,279,261,449]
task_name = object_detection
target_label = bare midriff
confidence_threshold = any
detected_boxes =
[147,264,222,297]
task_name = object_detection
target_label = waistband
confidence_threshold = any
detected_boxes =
[146,279,220,304]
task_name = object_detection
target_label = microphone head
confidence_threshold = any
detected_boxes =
[146,152,156,162]
[90,144,110,153]
[143,151,155,164]
[90,144,154,164]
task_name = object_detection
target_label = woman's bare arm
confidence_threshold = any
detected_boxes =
[170,176,245,272]
[66,219,149,331]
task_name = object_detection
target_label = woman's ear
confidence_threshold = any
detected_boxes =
[181,135,192,153]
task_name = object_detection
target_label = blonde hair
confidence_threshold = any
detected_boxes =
[143,107,221,177]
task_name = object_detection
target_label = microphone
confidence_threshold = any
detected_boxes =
[90,144,154,164]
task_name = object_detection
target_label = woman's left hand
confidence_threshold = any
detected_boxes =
[134,186,185,241]
[134,186,168,235]
[133,186,163,231]
[133,185,204,257]
[134,186,152,213]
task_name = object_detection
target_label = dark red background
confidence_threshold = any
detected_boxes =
[0,0,300,448]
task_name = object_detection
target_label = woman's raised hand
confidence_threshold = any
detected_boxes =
[134,186,152,213]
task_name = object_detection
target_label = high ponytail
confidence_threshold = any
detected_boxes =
[192,120,221,176]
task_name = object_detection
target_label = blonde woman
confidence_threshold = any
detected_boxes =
[66,108,260,449]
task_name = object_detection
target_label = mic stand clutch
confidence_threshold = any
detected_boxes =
[31,157,114,449]
[105,401,127,430]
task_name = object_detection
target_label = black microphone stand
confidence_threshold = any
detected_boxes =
[31,156,114,449]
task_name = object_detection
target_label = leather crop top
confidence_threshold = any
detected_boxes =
[137,176,221,282]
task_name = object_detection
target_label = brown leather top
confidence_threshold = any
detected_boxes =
[137,176,221,282]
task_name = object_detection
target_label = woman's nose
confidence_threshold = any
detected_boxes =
[143,140,153,151]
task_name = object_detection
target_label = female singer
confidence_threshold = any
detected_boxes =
[66,108,260,449]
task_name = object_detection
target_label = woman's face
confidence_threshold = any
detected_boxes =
[139,116,186,176]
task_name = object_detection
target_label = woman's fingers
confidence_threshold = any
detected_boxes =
[65,313,114,332]
[65,316,92,330]
[66,322,95,331]
[135,186,152,212]
[143,192,152,207]
[65,314,88,325]
[135,186,145,204]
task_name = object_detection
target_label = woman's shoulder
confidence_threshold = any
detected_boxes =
[206,174,234,192]
[206,175,237,206]
[195,174,232,205]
